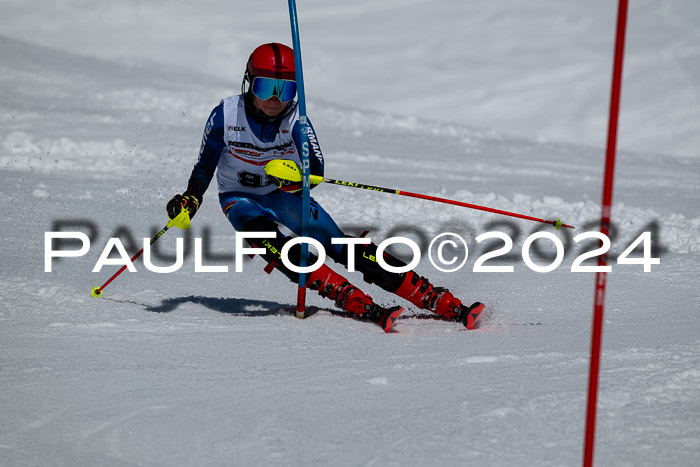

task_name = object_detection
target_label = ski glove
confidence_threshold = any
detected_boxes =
[166,191,201,220]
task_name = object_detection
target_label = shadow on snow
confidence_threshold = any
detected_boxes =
[105,295,495,328]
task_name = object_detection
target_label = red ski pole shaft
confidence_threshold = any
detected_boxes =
[95,246,147,292]
[91,221,173,297]
[322,178,575,229]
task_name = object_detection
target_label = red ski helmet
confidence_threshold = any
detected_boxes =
[247,43,296,81]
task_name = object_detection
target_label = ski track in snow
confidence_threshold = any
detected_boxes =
[1,18,700,467]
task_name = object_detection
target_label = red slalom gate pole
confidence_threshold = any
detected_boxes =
[583,0,629,466]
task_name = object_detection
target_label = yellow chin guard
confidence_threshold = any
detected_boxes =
[265,159,323,185]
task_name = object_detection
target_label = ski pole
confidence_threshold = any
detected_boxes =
[91,209,191,297]
[265,160,575,230]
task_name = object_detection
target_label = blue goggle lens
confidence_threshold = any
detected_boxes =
[251,77,297,103]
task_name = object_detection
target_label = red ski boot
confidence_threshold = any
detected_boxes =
[394,272,484,329]
[307,265,402,332]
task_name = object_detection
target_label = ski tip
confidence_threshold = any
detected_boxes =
[381,306,403,333]
[464,302,485,330]
[91,286,103,298]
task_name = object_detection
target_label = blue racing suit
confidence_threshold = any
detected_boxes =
[187,93,344,259]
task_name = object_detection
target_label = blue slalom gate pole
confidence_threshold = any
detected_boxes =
[288,0,311,318]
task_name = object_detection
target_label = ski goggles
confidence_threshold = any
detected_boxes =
[251,77,297,103]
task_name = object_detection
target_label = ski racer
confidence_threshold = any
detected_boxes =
[166,42,483,331]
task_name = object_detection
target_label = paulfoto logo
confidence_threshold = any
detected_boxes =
[45,228,661,275]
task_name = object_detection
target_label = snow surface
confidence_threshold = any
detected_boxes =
[2,2,700,466]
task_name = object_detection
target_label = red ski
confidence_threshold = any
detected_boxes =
[369,305,403,332]
[460,302,485,330]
